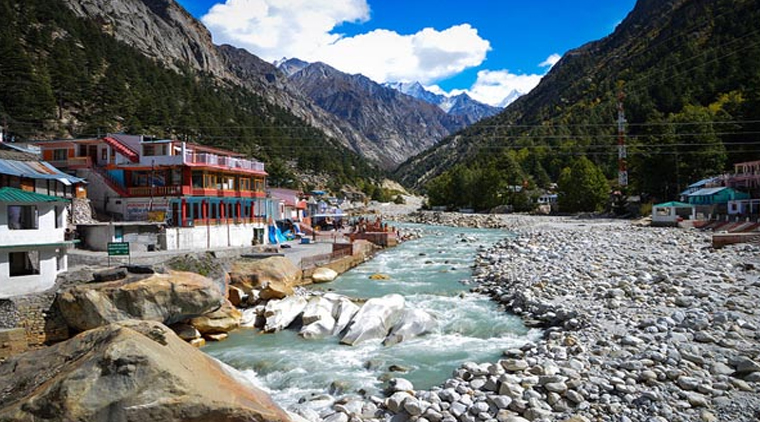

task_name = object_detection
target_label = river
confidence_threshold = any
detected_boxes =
[204,223,539,411]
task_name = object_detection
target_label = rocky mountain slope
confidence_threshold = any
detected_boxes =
[395,0,760,193]
[284,61,469,168]
[57,0,383,167]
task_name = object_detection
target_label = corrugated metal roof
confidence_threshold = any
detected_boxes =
[0,158,84,185]
[688,187,728,196]
[0,187,69,203]
[654,201,693,208]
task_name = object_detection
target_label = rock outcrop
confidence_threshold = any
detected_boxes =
[56,270,224,332]
[229,257,303,297]
[188,299,242,335]
[0,320,291,422]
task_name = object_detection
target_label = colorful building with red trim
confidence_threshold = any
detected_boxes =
[26,134,273,249]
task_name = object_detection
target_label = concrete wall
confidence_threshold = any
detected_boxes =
[163,222,268,250]
[0,248,64,298]
[0,202,65,247]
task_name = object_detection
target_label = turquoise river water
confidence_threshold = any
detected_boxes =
[204,223,539,410]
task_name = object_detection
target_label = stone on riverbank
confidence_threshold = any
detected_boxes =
[0,320,291,422]
[188,299,242,334]
[55,270,224,332]
[230,256,303,294]
[312,267,339,283]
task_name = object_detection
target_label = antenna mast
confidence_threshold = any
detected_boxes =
[617,82,628,187]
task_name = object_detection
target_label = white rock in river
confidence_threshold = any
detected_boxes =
[340,294,406,346]
[383,308,437,346]
[264,295,307,332]
[332,297,361,336]
[302,296,336,325]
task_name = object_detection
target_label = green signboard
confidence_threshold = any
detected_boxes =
[107,242,130,256]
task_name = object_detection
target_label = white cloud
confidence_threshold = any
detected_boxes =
[202,0,490,84]
[539,53,561,68]
[466,70,543,106]
[430,53,562,107]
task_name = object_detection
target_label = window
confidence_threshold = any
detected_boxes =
[192,172,203,188]
[8,205,38,230]
[239,178,251,191]
[101,147,107,161]
[9,251,40,277]
[222,176,235,190]
[52,149,68,161]
[144,144,166,156]
[204,173,216,189]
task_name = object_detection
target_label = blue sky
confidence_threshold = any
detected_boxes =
[176,0,636,106]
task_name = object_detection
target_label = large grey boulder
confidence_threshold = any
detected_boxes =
[340,294,406,346]
[0,320,291,422]
[263,296,308,332]
[56,271,224,332]
[383,308,437,346]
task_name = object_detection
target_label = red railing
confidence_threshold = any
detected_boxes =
[128,186,183,197]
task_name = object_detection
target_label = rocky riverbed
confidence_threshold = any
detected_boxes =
[326,214,760,422]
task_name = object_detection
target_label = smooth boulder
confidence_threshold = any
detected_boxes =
[230,257,303,294]
[264,296,308,332]
[332,297,361,336]
[56,271,224,332]
[299,296,337,339]
[312,267,338,283]
[188,299,242,335]
[340,294,406,346]
[0,320,291,422]
[383,308,437,346]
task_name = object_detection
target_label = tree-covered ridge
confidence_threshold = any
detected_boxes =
[0,0,383,187]
[398,0,760,207]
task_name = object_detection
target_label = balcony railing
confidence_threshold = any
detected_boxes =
[128,185,183,197]
[184,152,265,172]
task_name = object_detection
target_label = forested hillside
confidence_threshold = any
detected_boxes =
[0,0,383,188]
[397,0,760,208]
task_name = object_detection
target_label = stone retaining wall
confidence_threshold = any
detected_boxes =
[0,292,70,361]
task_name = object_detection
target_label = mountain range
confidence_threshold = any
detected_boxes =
[3,0,759,199]
[395,0,760,200]
[277,59,494,168]
[382,81,503,125]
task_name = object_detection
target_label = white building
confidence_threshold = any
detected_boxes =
[0,187,73,297]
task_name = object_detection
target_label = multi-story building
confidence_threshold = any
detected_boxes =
[27,134,272,249]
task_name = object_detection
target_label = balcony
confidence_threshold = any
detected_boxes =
[48,156,92,169]
[185,152,265,173]
[128,185,183,197]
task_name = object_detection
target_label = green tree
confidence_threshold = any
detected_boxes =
[558,157,610,212]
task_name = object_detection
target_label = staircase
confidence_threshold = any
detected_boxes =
[102,136,139,163]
